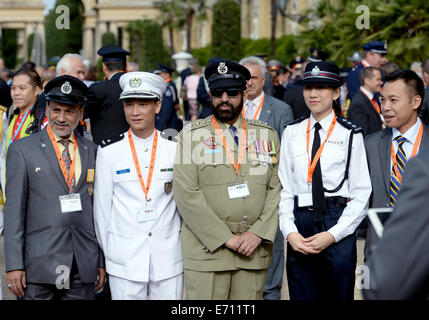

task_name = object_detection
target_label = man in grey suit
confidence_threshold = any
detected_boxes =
[4,75,105,300]
[364,69,428,260]
[363,146,429,299]
[240,56,293,300]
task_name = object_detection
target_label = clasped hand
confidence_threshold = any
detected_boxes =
[225,232,262,258]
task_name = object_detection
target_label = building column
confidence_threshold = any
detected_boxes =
[122,28,130,52]
[109,22,118,44]
[36,22,46,66]
[95,21,108,54]
[83,27,94,63]
[24,22,34,61]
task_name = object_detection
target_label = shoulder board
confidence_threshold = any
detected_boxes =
[337,116,363,133]
[286,115,309,127]
[160,128,178,142]
[190,119,211,130]
[100,132,125,148]
[247,119,273,129]
[0,105,7,112]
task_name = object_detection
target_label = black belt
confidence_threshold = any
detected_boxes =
[294,196,348,223]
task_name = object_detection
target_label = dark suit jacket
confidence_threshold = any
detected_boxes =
[282,86,310,120]
[363,146,429,299]
[418,86,429,125]
[363,124,429,259]
[346,62,365,100]
[259,94,293,138]
[85,72,130,145]
[348,90,382,137]
[4,129,103,284]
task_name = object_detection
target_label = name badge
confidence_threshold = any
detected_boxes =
[228,181,250,199]
[136,207,157,223]
[298,193,313,207]
[59,194,82,213]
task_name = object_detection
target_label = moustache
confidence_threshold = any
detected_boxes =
[215,101,234,109]
[53,120,71,127]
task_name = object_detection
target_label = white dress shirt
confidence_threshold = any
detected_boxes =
[94,129,183,283]
[244,91,264,120]
[391,118,422,161]
[278,111,372,242]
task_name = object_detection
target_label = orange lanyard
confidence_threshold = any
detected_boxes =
[165,78,172,83]
[306,116,337,183]
[362,60,370,68]
[242,94,265,120]
[46,124,77,192]
[128,129,158,200]
[211,116,247,175]
[360,88,380,115]
[390,123,423,183]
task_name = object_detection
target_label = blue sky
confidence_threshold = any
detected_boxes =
[44,0,56,15]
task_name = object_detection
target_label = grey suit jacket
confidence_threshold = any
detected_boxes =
[258,94,293,138]
[363,124,429,258]
[4,128,102,284]
[363,146,429,299]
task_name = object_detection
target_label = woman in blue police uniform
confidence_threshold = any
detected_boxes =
[278,61,372,300]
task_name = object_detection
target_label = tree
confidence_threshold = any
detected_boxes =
[126,20,170,71]
[102,32,116,46]
[155,0,184,57]
[45,0,83,60]
[212,0,241,61]
[297,0,429,68]
[0,29,18,68]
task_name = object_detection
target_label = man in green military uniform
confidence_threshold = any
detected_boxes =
[173,59,281,300]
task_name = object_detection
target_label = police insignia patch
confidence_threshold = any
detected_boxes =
[164,181,172,194]
[130,78,141,88]
[61,81,72,94]
[217,62,228,74]
[203,137,220,149]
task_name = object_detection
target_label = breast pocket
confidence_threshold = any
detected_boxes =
[199,164,232,186]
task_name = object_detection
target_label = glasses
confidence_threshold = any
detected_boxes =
[210,88,242,97]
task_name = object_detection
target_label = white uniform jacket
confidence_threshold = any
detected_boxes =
[278,111,372,242]
[94,129,183,282]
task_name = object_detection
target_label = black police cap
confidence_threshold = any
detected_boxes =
[97,45,130,62]
[157,63,175,74]
[308,48,330,62]
[296,61,344,88]
[204,60,251,89]
[45,75,88,106]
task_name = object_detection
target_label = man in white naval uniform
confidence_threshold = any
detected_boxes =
[93,71,183,300]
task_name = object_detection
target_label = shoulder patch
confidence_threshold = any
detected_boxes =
[285,115,309,127]
[337,116,363,133]
[160,128,178,142]
[100,133,125,148]
[165,87,172,97]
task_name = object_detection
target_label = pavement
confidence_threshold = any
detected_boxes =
[0,236,364,300]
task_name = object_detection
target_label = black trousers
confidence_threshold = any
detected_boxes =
[22,258,95,300]
[286,197,357,300]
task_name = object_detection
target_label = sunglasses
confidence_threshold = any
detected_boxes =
[210,88,242,97]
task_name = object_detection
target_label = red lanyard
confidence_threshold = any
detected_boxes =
[390,123,423,183]
[306,116,337,183]
[46,124,77,192]
[211,116,247,175]
[128,129,158,200]
[242,94,265,120]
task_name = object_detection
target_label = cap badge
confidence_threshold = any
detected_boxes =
[130,78,141,88]
[61,81,72,95]
[313,49,318,56]
[311,66,320,76]
[217,62,228,75]
[384,41,388,50]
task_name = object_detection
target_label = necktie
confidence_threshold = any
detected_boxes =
[371,97,380,114]
[390,136,407,207]
[59,139,76,192]
[246,101,255,119]
[312,122,326,214]
[229,125,239,146]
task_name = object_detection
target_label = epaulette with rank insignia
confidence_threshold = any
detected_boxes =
[160,128,179,142]
[337,116,363,134]
[284,115,309,128]
[100,133,125,148]
[190,118,211,130]
[247,119,273,130]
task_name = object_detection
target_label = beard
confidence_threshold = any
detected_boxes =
[210,95,244,123]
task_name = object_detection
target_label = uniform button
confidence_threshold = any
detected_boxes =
[242,172,246,177]
[145,164,149,168]
[144,148,148,152]
[148,232,152,237]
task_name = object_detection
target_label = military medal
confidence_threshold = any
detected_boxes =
[88,184,93,196]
